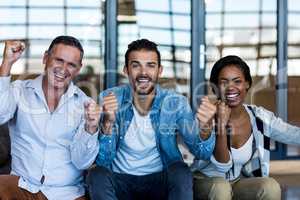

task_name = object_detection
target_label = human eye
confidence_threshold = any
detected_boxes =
[147,63,156,68]
[131,62,139,68]
[220,80,228,87]
[54,58,64,64]
[234,79,242,84]
[68,63,78,69]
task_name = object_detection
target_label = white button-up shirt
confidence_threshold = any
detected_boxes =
[0,75,99,200]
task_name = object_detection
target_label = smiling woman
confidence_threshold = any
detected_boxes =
[192,55,300,200]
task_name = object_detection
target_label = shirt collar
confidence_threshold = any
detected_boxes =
[26,74,79,98]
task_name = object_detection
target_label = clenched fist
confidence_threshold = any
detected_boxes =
[197,96,217,138]
[1,40,26,76]
[84,100,101,134]
[101,92,118,134]
[216,101,231,135]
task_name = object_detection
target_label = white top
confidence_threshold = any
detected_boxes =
[112,106,163,175]
[0,75,99,200]
[192,104,300,179]
[230,134,253,180]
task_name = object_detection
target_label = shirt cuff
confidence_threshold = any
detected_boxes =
[0,76,11,92]
[210,153,232,173]
[198,130,215,145]
[80,129,99,149]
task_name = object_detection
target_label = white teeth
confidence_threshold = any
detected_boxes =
[54,73,65,79]
[226,93,239,98]
[138,79,149,83]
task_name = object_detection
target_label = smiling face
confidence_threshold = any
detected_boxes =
[218,65,249,107]
[43,43,82,92]
[123,49,163,96]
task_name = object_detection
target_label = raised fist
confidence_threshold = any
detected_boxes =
[1,40,26,76]
[3,40,26,65]
[84,100,101,134]
[102,92,118,123]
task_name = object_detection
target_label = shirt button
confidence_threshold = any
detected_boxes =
[109,140,112,143]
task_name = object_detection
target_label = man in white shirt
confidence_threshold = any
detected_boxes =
[0,36,101,200]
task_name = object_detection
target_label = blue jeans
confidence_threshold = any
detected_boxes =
[86,161,193,200]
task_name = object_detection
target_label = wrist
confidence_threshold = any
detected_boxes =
[0,61,12,76]
[85,124,98,135]
[100,120,113,135]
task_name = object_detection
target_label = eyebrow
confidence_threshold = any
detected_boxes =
[220,76,241,81]
[130,60,140,64]
[130,60,158,65]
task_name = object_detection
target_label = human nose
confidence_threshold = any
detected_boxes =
[140,65,147,75]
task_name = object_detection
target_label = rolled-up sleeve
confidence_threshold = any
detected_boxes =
[210,153,233,173]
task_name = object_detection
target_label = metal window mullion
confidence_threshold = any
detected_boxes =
[191,0,206,111]
[275,0,288,159]
[104,0,118,89]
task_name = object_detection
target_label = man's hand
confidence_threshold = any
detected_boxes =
[84,100,101,134]
[1,40,26,76]
[101,92,118,135]
[197,96,217,139]
[216,101,231,135]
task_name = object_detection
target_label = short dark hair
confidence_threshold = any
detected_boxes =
[47,35,84,61]
[125,39,161,67]
[210,55,252,91]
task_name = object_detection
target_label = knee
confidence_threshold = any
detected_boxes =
[86,166,112,187]
[209,178,232,200]
[194,177,231,200]
[257,178,281,200]
[168,162,192,185]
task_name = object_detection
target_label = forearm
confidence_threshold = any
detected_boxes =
[213,127,230,163]
[0,61,12,76]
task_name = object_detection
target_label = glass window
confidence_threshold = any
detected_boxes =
[136,13,171,28]
[0,8,26,24]
[0,0,26,6]
[224,14,259,28]
[66,0,100,7]
[29,9,64,24]
[171,0,190,13]
[29,0,63,6]
[67,9,102,25]
[135,0,170,12]
[262,0,276,11]
[206,14,222,29]
[0,26,26,40]
[225,0,259,11]
[288,0,300,11]
[172,15,190,30]
[29,26,65,39]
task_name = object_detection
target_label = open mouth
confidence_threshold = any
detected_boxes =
[53,68,68,81]
[225,93,239,101]
[136,76,152,87]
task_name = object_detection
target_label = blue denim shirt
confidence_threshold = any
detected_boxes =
[96,84,215,169]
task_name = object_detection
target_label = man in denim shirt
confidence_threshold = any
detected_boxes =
[84,39,215,200]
